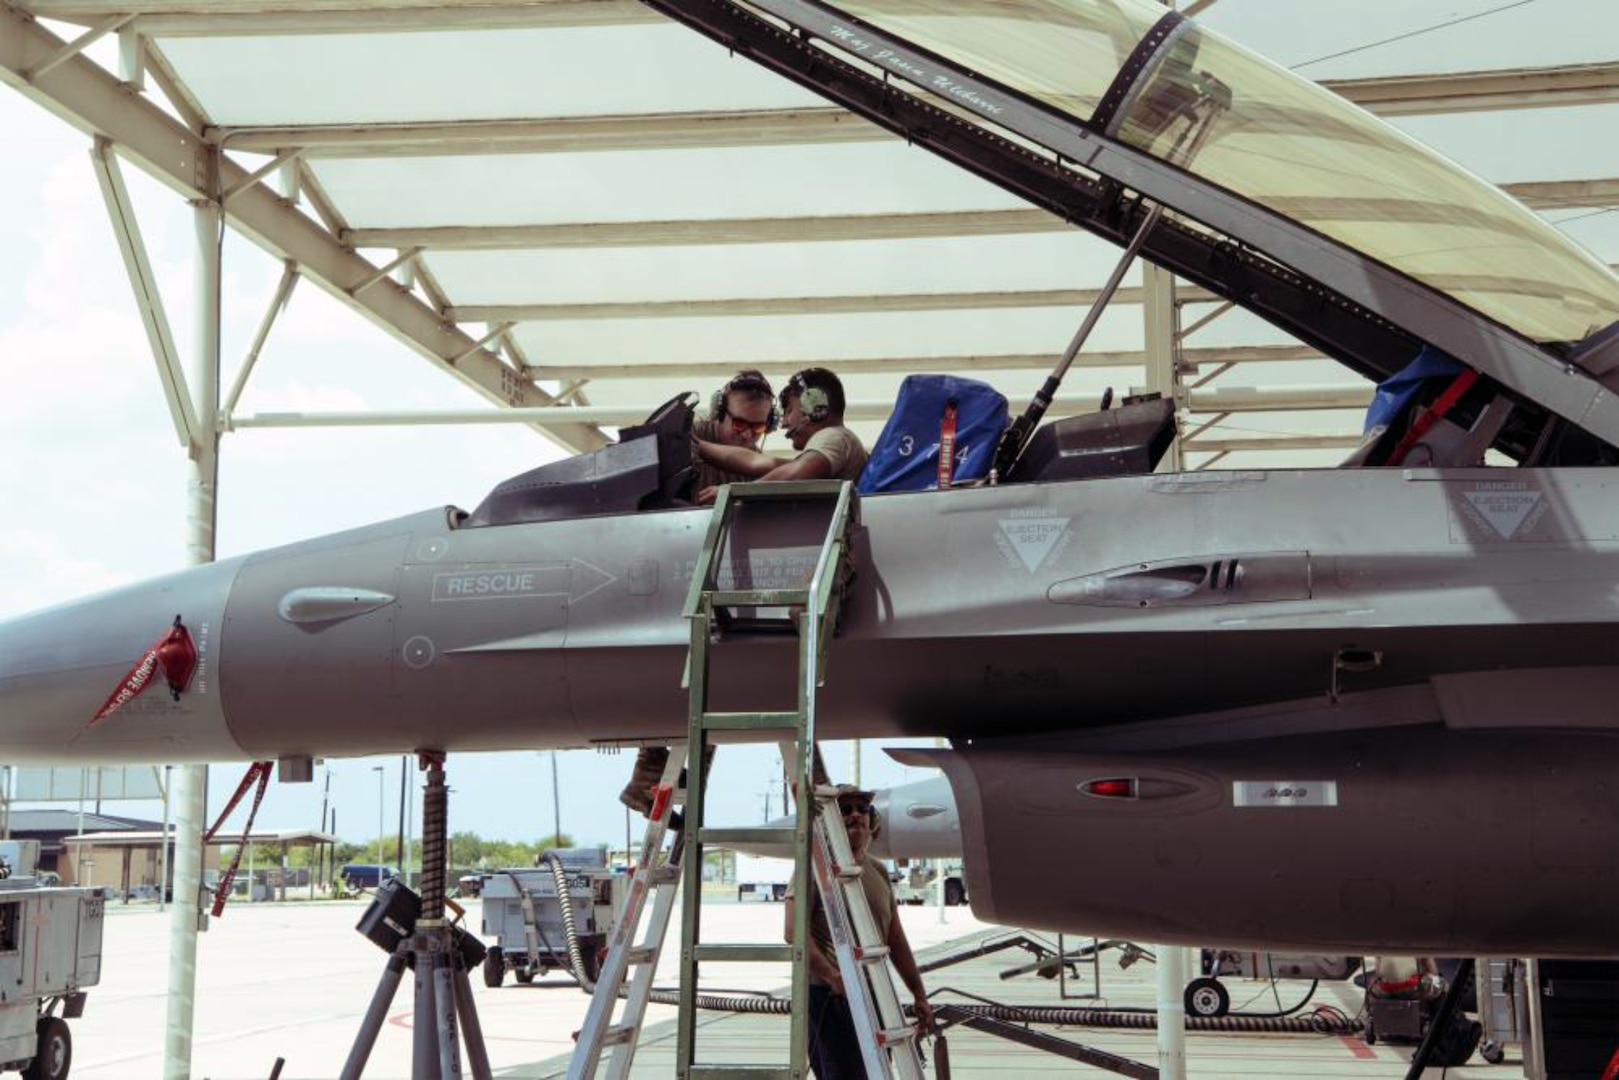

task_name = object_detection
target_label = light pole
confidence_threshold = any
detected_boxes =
[371,765,384,862]
[551,751,562,849]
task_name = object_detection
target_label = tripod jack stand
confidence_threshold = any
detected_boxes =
[341,753,492,1080]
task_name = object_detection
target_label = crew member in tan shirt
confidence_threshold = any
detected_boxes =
[695,367,868,490]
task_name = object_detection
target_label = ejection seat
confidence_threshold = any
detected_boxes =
[462,393,698,527]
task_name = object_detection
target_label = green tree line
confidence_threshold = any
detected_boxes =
[222,831,580,872]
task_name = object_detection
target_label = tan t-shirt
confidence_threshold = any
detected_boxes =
[800,426,869,482]
[798,858,894,985]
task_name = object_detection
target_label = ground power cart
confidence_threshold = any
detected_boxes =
[0,841,104,1080]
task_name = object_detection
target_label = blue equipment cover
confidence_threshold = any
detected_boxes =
[1364,346,1462,432]
[858,374,1009,494]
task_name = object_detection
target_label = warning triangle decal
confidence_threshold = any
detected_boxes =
[997,517,1069,572]
[1462,490,1543,539]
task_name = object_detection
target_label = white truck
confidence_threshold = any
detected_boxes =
[734,854,791,902]
[0,840,104,1080]
[891,860,967,907]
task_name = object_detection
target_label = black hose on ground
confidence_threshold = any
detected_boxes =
[928,999,1362,1035]
[541,870,1362,1033]
[543,852,791,1013]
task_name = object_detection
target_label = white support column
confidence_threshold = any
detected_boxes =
[1155,944,1188,1079]
[165,177,222,1080]
[1142,261,1183,472]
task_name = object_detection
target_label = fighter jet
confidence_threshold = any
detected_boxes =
[5,0,1619,957]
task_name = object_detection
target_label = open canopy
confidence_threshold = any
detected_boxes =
[7,0,1618,468]
[645,0,1619,451]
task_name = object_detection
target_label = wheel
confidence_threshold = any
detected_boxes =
[943,879,966,907]
[23,1016,71,1080]
[1365,1017,1377,1045]
[514,967,535,985]
[582,941,605,985]
[482,947,505,988]
[1481,1039,1505,1064]
[1183,977,1230,1019]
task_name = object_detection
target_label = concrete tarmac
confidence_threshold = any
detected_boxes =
[64,895,1514,1078]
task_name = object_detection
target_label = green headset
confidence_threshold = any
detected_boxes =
[783,368,838,423]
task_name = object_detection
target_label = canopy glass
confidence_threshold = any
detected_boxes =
[837,0,1619,346]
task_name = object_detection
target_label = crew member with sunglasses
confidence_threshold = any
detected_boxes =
[691,369,780,505]
[618,372,780,815]
[786,786,933,1078]
[694,367,867,495]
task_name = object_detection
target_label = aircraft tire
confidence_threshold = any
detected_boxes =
[22,1016,70,1080]
[1183,977,1230,1019]
[514,968,535,985]
[482,947,505,988]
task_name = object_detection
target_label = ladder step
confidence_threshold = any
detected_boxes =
[624,945,657,965]
[876,1025,920,1046]
[834,863,863,881]
[699,826,793,847]
[855,945,891,962]
[686,1067,797,1079]
[725,479,849,500]
[707,588,811,607]
[602,1023,637,1047]
[699,711,803,732]
[649,865,681,885]
[693,944,794,963]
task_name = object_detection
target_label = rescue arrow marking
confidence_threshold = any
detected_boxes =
[429,559,617,604]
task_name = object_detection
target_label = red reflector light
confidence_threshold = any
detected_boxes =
[1081,778,1138,799]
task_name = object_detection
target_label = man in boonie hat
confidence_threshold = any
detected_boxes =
[785,783,933,1077]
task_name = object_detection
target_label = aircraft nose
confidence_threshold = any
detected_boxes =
[0,559,249,763]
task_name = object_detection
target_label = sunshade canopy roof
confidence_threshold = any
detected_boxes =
[6,0,1618,465]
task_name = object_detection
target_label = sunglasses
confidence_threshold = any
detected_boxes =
[728,416,769,437]
[837,800,873,818]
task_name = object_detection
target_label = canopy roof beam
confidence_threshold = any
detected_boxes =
[213,62,1619,158]
[348,178,1619,252]
[523,344,1319,381]
[227,384,1371,431]
[346,209,1064,250]
[219,109,874,157]
[37,0,654,34]
[450,285,1228,322]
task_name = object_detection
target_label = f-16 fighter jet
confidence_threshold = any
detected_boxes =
[5,0,1619,958]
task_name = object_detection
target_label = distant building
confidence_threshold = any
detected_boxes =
[3,808,219,895]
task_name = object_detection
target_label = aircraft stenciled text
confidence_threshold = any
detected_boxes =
[1232,780,1338,808]
[823,22,1005,116]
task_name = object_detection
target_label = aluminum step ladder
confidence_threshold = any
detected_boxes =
[566,745,688,1080]
[791,742,929,1080]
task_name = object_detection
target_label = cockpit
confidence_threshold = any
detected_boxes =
[461,387,1179,529]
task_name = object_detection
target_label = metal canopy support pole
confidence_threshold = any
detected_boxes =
[90,137,198,450]
[1155,945,1187,1080]
[1142,262,1183,472]
[223,260,297,419]
[165,167,222,1080]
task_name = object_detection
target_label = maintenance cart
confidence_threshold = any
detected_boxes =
[478,849,624,987]
[0,841,104,1080]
